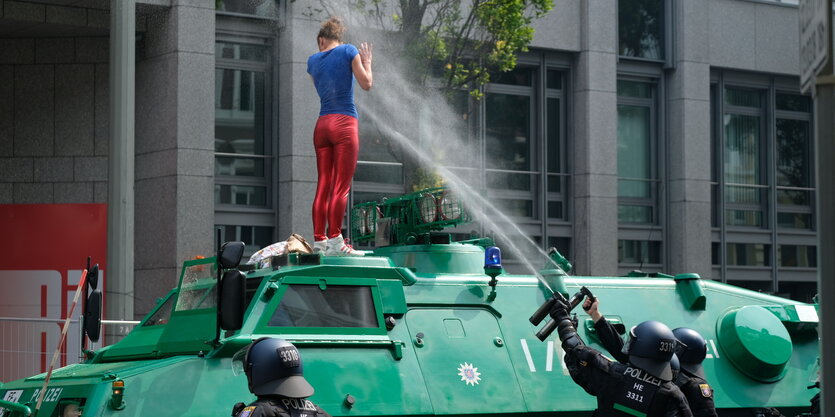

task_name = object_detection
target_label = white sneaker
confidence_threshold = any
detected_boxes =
[324,234,367,256]
[313,239,327,254]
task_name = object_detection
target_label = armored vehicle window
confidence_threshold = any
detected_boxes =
[143,294,175,326]
[268,284,378,328]
[175,263,218,311]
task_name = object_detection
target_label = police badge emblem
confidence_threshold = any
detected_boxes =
[457,362,482,386]
[699,384,713,398]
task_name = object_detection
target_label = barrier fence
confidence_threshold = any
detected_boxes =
[0,317,138,383]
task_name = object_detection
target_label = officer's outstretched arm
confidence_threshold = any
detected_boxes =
[549,297,585,351]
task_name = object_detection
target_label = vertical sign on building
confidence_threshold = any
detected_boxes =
[0,204,107,382]
[799,0,832,94]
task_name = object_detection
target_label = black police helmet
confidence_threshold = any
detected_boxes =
[622,320,677,381]
[672,327,707,379]
[670,353,680,381]
[244,337,314,398]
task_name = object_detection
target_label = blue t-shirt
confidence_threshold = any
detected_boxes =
[307,44,359,119]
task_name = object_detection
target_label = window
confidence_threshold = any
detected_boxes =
[775,94,813,229]
[617,80,657,224]
[619,240,661,264]
[268,285,379,328]
[710,73,817,301]
[618,0,665,60]
[215,40,274,256]
[723,88,765,227]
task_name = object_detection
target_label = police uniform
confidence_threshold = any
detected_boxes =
[674,371,717,417]
[233,396,331,417]
[550,301,692,417]
[565,344,692,416]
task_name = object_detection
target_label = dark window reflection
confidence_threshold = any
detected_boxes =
[486,93,531,172]
[618,0,664,60]
[776,119,810,189]
[269,285,379,328]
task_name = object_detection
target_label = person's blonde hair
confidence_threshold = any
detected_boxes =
[318,17,345,41]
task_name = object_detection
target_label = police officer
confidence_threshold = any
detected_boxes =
[233,337,332,417]
[672,328,718,417]
[584,298,718,417]
[547,296,692,416]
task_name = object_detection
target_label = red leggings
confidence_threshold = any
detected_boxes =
[312,114,359,241]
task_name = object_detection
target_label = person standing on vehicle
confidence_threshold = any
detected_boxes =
[582,297,718,417]
[307,17,373,257]
[233,337,332,417]
[547,296,693,416]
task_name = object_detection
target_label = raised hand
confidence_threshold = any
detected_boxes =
[359,42,373,66]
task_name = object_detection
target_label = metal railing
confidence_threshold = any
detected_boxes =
[0,317,139,383]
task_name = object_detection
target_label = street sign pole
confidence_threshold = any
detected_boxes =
[802,0,835,414]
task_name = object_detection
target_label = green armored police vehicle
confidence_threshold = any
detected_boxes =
[0,188,820,416]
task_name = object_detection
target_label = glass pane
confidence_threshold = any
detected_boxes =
[617,80,653,98]
[776,93,811,112]
[547,174,562,193]
[724,88,761,108]
[491,67,533,86]
[215,42,269,62]
[269,285,378,328]
[214,157,265,177]
[777,189,811,205]
[778,245,817,267]
[175,263,218,311]
[618,240,661,264]
[723,114,761,185]
[216,0,278,17]
[547,98,561,173]
[618,204,653,223]
[711,242,720,265]
[725,209,763,227]
[494,198,533,218]
[777,281,817,303]
[725,185,761,204]
[487,171,534,191]
[217,225,275,256]
[618,104,652,190]
[776,119,810,187]
[618,0,664,59]
[777,212,812,229]
[726,243,769,266]
[547,201,563,219]
[215,184,268,206]
[547,70,562,89]
[619,179,652,198]
[486,93,531,171]
[143,295,175,327]
[547,236,571,260]
[216,69,266,156]
[354,163,403,184]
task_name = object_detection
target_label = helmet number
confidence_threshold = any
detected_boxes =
[277,346,301,367]
[659,340,675,353]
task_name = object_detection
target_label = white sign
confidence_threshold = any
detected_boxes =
[799,0,832,94]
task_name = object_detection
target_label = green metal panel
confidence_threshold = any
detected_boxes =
[405,308,526,414]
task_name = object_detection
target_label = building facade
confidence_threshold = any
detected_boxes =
[0,0,819,320]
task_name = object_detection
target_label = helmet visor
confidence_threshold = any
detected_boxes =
[232,346,248,377]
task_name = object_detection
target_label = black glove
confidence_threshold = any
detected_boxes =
[548,297,571,323]
[231,402,246,417]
